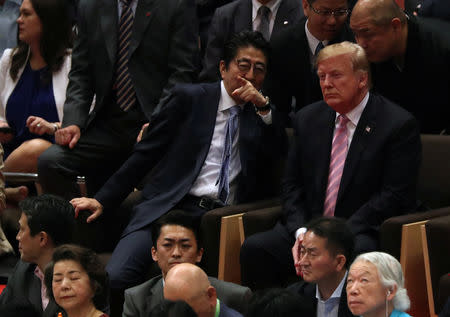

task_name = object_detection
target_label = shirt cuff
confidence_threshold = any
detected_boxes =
[257,109,272,124]
[295,227,307,240]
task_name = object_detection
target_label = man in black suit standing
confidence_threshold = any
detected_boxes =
[37,0,199,198]
[240,41,421,290]
[71,31,287,292]
[199,0,304,81]
[350,0,450,134]
[288,217,355,317]
[264,0,354,125]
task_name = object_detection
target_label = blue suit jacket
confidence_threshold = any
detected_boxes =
[95,82,287,237]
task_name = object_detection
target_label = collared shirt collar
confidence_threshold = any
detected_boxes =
[252,0,282,22]
[335,91,370,127]
[316,270,348,302]
[220,81,244,112]
[305,19,330,56]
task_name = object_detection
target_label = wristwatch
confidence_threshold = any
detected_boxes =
[255,96,271,112]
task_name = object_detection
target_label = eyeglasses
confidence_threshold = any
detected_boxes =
[235,58,267,76]
[307,0,350,17]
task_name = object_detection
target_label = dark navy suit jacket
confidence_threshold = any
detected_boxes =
[95,81,287,237]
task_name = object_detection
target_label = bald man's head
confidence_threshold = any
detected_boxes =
[164,263,217,317]
[350,0,407,62]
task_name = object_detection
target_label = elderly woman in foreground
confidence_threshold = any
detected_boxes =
[45,244,109,317]
[347,251,411,317]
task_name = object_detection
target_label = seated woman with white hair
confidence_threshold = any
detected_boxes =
[346,251,411,317]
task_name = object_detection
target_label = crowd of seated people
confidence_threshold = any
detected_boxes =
[0,0,450,316]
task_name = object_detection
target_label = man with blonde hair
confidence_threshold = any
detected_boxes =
[164,263,242,317]
[350,0,450,134]
[241,41,421,290]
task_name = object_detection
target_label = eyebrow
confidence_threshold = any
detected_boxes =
[162,238,192,242]
[53,270,82,276]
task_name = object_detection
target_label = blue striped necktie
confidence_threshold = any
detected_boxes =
[115,0,136,111]
[217,105,241,203]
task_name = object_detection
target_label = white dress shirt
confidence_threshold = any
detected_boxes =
[252,0,283,38]
[189,81,271,204]
[316,271,348,317]
[305,20,330,64]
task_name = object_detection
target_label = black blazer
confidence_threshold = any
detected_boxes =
[281,93,421,238]
[264,17,354,125]
[287,280,355,317]
[95,82,287,236]
[371,15,450,134]
[62,0,199,129]
[199,0,304,82]
[0,261,60,317]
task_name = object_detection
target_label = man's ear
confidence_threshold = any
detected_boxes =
[302,0,309,17]
[390,17,402,32]
[207,286,217,306]
[335,254,346,272]
[196,247,204,263]
[219,61,226,79]
[38,231,49,247]
[151,246,158,262]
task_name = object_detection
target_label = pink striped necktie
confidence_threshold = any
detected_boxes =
[323,114,350,217]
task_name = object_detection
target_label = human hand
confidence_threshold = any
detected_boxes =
[26,116,54,135]
[292,232,305,276]
[231,76,266,107]
[136,122,149,143]
[70,197,103,223]
[55,125,80,148]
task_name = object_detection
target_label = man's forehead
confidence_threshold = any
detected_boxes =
[302,231,328,249]
[313,0,348,9]
[159,224,196,239]
[235,46,267,64]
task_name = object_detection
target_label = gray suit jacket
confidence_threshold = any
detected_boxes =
[62,0,198,129]
[122,274,252,316]
[199,0,303,82]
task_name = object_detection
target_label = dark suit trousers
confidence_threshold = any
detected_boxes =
[240,221,297,290]
[37,102,145,199]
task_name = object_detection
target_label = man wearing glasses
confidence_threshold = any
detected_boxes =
[70,31,287,293]
[265,0,354,126]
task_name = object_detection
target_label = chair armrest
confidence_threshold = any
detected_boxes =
[3,172,38,183]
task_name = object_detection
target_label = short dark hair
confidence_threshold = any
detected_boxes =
[19,194,75,246]
[305,217,355,268]
[245,288,314,317]
[222,30,270,69]
[10,0,73,82]
[151,210,201,249]
[44,244,108,310]
[153,299,198,317]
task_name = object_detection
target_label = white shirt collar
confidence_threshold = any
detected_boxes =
[220,81,244,112]
[252,0,282,22]
[336,91,370,127]
[305,19,330,56]
[316,270,348,301]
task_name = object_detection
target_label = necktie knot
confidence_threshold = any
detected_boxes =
[338,114,349,128]
[315,41,325,56]
[259,5,271,18]
[121,0,132,6]
[229,105,241,117]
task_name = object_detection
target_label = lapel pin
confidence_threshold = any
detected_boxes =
[365,126,371,133]
[146,11,151,17]
[283,21,289,25]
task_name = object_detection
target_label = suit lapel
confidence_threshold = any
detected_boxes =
[129,0,157,57]
[100,0,118,65]
[337,95,376,202]
[234,0,253,32]
[145,278,164,315]
[271,0,298,38]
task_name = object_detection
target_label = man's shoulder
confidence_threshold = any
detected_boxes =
[220,302,243,317]
[368,93,416,124]
[124,275,163,297]
[215,0,250,15]
[286,280,316,298]
[209,276,251,295]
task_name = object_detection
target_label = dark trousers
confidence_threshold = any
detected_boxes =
[37,102,145,199]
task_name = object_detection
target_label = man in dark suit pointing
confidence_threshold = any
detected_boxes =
[240,41,421,290]
[71,31,287,291]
